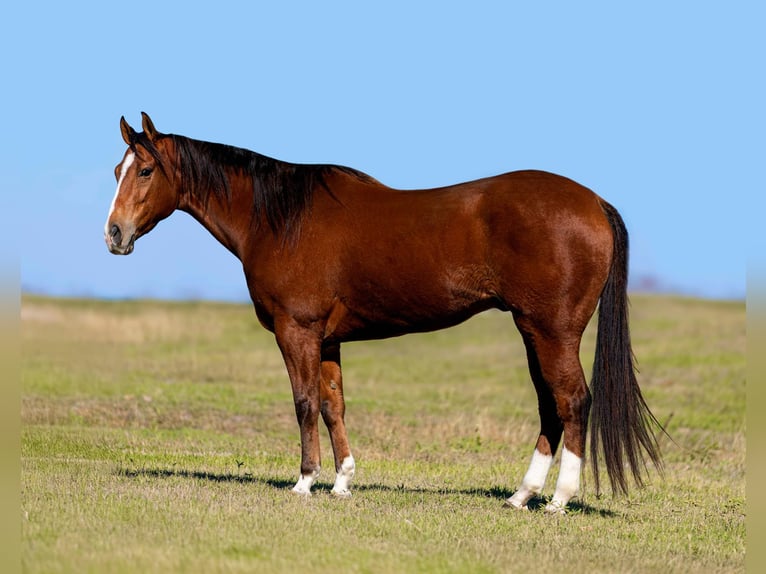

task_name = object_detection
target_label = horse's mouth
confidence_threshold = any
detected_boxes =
[105,232,136,255]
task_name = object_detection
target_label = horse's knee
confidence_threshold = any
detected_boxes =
[320,397,341,421]
[320,376,345,422]
[294,395,319,425]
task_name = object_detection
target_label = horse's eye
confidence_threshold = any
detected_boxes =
[138,168,153,178]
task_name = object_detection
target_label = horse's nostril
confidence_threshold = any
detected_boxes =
[110,224,122,246]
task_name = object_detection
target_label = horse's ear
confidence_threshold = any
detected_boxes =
[120,116,135,145]
[141,112,160,141]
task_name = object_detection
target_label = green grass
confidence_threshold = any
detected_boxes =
[21,294,745,573]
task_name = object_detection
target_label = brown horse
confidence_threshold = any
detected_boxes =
[105,113,663,513]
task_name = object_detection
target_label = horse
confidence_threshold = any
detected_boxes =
[104,112,663,513]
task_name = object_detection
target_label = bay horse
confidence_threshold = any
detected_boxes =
[105,113,663,513]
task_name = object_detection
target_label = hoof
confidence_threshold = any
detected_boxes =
[291,486,312,497]
[331,488,352,499]
[503,499,528,510]
[544,501,567,515]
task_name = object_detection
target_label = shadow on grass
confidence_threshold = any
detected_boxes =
[117,466,615,516]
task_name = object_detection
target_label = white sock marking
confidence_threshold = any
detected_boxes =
[105,152,134,234]
[292,468,320,495]
[506,449,553,509]
[331,454,355,497]
[547,446,582,513]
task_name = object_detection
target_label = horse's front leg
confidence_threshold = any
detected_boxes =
[275,320,323,495]
[320,343,355,497]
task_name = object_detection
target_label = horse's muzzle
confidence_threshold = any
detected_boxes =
[105,223,135,255]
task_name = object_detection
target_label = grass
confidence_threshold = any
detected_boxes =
[21,294,745,573]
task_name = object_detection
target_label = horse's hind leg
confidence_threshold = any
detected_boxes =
[540,336,591,514]
[507,321,591,514]
[320,343,355,497]
[505,332,562,509]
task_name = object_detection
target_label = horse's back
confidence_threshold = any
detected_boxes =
[304,169,613,340]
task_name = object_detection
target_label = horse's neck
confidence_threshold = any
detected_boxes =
[177,176,257,261]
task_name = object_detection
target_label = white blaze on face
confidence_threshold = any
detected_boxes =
[105,152,135,235]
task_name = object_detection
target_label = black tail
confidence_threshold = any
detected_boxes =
[589,201,664,495]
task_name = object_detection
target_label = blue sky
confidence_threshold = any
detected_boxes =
[6,2,761,301]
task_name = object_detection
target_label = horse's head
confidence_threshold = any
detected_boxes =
[104,113,179,255]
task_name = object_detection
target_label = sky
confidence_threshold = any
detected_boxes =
[6,2,761,302]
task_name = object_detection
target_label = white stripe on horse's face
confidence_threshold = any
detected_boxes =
[105,151,135,235]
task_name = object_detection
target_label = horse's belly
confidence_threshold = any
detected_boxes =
[327,276,499,342]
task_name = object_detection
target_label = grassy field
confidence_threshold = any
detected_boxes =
[21,294,745,573]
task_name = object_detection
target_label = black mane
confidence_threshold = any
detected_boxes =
[168,134,372,238]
